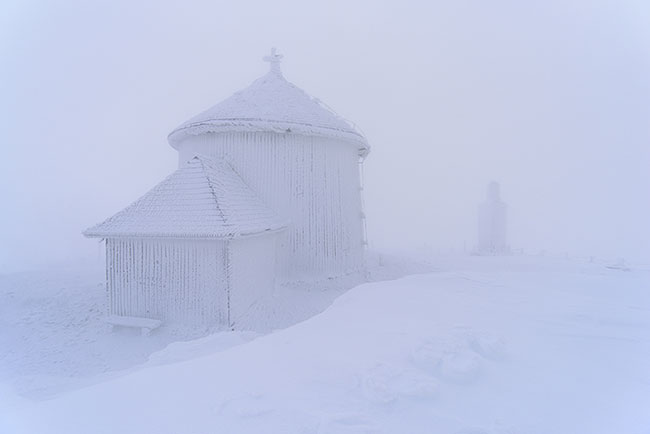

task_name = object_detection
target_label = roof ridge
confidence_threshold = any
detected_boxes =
[194,156,228,227]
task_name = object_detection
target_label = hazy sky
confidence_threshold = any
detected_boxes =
[1,0,649,272]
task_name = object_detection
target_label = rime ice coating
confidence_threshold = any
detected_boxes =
[167,49,369,157]
[84,156,287,239]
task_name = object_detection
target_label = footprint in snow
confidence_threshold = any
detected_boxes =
[218,392,274,418]
[455,424,519,434]
[317,413,380,434]
[455,429,492,434]
[411,342,482,385]
[438,351,482,385]
[467,333,507,361]
[360,363,438,405]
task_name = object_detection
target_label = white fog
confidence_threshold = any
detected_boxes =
[1,1,649,433]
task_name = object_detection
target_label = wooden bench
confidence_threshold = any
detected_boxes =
[106,315,162,336]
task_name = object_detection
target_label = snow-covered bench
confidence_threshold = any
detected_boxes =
[106,315,162,336]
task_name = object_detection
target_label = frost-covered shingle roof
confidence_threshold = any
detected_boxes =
[84,156,287,239]
[167,51,369,156]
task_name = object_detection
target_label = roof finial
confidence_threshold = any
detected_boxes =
[263,47,283,75]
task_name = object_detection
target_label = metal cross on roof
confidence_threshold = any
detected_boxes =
[263,47,283,74]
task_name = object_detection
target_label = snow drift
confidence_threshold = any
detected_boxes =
[2,256,649,434]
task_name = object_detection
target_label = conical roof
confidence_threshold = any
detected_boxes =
[84,156,287,239]
[167,49,369,156]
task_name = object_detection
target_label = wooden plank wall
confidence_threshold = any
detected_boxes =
[106,238,228,325]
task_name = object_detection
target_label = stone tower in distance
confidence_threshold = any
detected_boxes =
[477,181,509,255]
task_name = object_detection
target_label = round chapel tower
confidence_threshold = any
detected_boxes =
[167,49,370,282]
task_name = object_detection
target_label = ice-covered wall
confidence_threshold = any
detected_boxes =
[228,233,278,327]
[106,238,227,325]
[106,235,277,326]
[177,131,365,281]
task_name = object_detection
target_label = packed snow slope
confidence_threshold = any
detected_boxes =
[2,256,650,434]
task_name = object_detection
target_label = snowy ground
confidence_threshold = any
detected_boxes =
[0,252,433,398]
[1,255,649,433]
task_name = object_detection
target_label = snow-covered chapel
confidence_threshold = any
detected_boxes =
[84,49,370,328]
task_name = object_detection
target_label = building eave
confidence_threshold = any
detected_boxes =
[82,225,287,241]
[167,119,369,154]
